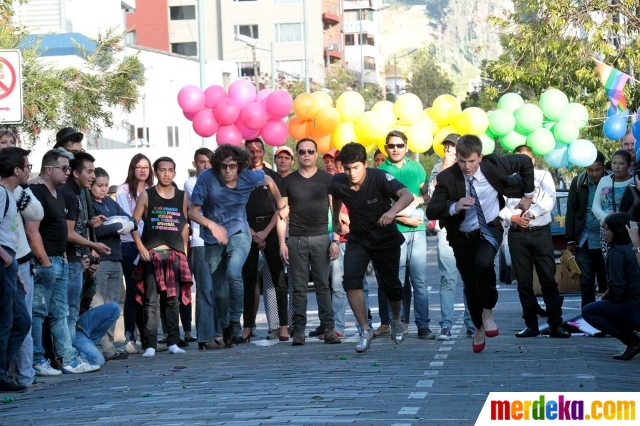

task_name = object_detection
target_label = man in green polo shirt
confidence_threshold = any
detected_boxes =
[378,130,434,339]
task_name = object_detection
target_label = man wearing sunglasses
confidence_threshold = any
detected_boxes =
[28,149,100,375]
[278,138,341,346]
[378,130,434,340]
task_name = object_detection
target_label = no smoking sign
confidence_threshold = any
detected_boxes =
[0,50,23,124]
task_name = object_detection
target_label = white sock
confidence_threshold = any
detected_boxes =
[142,348,155,357]
[168,344,185,354]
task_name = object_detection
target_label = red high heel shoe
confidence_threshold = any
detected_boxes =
[472,337,486,353]
[485,328,499,338]
[279,334,290,342]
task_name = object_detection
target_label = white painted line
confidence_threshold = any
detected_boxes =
[434,354,448,359]
[398,407,420,415]
[409,392,428,399]
[423,371,439,376]
[416,380,434,387]
[443,341,455,345]
[439,347,452,351]
[430,361,444,367]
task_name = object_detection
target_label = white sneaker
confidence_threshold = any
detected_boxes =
[34,359,62,376]
[62,359,100,374]
[124,341,141,354]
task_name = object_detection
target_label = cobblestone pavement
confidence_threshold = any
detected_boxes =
[1,237,637,425]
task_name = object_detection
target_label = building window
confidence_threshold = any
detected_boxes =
[344,10,373,21]
[276,60,304,77]
[275,0,301,3]
[171,42,197,56]
[169,6,196,20]
[345,34,355,46]
[366,34,375,46]
[129,124,135,141]
[124,30,136,46]
[167,126,179,147]
[364,56,375,70]
[234,24,259,39]
[238,62,260,77]
[222,72,232,89]
[274,23,303,42]
[137,127,149,141]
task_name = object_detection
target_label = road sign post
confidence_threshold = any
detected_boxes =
[0,50,23,124]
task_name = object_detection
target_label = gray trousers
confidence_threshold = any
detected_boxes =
[92,260,123,357]
[288,235,334,332]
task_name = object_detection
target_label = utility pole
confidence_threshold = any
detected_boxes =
[197,0,206,147]
[359,7,364,89]
[303,0,310,92]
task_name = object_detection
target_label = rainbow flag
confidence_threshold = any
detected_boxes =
[595,61,629,112]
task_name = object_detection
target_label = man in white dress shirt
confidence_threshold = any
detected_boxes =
[503,145,570,338]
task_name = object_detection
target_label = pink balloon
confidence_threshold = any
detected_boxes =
[236,121,261,140]
[265,90,293,119]
[214,98,241,126]
[228,79,256,108]
[177,85,205,114]
[261,118,289,146]
[192,109,219,138]
[216,124,243,146]
[240,102,269,130]
[204,85,227,109]
[256,88,274,105]
[183,109,199,121]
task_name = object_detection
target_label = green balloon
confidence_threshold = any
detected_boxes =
[543,120,556,130]
[485,127,497,139]
[514,123,533,136]
[500,131,527,152]
[488,109,516,137]
[480,133,496,155]
[539,89,569,121]
[526,128,555,156]
[514,104,544,134]
[498,93,525,113]
[563,103,589,129]
[553,119,579,144]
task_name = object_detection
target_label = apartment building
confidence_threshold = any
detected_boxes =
[323,0,344,72]
[343,0,386,86]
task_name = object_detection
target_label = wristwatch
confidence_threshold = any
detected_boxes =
[331,240,340,245]
[633,247,640,253]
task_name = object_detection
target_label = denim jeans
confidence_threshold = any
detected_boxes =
[92,260,123,356]
[122,242,144,343]
[289,235,334,332]
[67,261,84,344]
[205,230,251,329]
[13,262,35,386]
[0,255,30,381]
[191,245,221,342]
[399,231,430,328]
[437,228,473,329]
[32,257,78,366]
[583,300,640,345]
[75,302,120,367]
[331,242,370,335]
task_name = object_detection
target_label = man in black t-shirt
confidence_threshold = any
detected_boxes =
[329,143,414,353]
[241,138,288,342]
[58,152,110,345]
[278,138,340,346]
[28,149,99,375]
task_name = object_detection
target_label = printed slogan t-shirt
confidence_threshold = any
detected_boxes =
[141,186,187,253]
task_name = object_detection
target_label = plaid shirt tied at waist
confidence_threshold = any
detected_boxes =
[132,249,192,306]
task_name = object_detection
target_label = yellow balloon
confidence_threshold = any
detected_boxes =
[454,107,489,136]
[431,94,461,124]
[432,125,457,157]
[405,122,433,153]
[377,136,388,155]
[311,91,333,109]
[336,91,365,123]
[293,93,320,120]
[394,93,424,124]
[419,110,439,134]
[365,141,377,154]
[391,123,407,133]
[331,122,360,150]
[371,100,396,127]
[314,106,341,135]
[355,111,389,144]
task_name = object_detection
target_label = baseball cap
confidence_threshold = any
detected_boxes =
[274,146,294,157]
[442,133,460,146]
[322,148,339,159]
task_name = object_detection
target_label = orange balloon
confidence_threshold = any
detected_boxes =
[312,91,333,109]
[309,126,330,139]
[293,93,320,120]
[314,106,341,135]
[315,134,332,153]
[288,116,313,140]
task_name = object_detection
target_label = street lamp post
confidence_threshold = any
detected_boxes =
[235,35,276,91]
[393,48,417,96]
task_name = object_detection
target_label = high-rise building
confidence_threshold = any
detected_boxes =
[343,0,386,86]
[125,0,325,86]
[322,0,344,72]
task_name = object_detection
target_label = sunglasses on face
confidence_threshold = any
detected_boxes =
[298,149,316,156]
[44,165,71,173]
[387,143,406,150]
[220,164,238,171]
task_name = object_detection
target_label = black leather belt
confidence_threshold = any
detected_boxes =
[249,215,272,223]
[459,229,480,239]
[509,224,550,233]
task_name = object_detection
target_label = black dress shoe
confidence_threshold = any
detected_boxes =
[549,326,571,338]
[177,339,189,348]
[222,325,234,347]
[308,326,323,337]
[516,327,540,338]
[612,341,640,361]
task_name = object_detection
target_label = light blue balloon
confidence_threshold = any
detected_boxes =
[568,139,597,167]
[603,115,628,140]
[607,105,629,118]
[544,142,569,169]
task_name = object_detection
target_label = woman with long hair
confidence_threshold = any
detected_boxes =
[116,154,154,354]
[582,212,640,361]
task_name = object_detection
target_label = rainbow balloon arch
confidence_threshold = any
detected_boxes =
[178,81,600,169]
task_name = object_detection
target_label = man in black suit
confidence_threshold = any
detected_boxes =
[426,135,535,353]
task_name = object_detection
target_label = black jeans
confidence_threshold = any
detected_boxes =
[122,242,144,343]
[142,250,180,349]
[344,240,403,301]
[583,300,640,345]
[449,224,502,329]
[242,219,286,328]
[576,245,607,308]
[508,225,563,328]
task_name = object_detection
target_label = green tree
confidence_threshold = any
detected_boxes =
[404,47,455,105]
[1,0,145,147]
